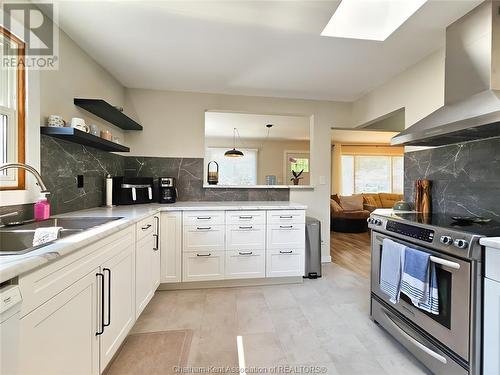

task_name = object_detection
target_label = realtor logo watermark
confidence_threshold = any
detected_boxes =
[1,2,59,69]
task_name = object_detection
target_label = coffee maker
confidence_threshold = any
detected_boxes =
[159,177,177,203]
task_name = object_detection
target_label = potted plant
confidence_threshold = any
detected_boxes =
[290,169,304,185]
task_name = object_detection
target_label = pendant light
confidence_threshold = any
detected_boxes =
[225,127,244,157]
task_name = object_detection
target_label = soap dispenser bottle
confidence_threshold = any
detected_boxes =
[34,193,51,221]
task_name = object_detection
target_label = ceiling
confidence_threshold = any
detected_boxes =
[55,0,481,101]
[331,129,398,144]
[205,112,310,141]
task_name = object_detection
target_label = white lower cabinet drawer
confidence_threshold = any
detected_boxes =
[226,224,265,250]
[182,251,225,281]
[183,225,225,252]
[225,250,265,279]
[266,249,304,277]
[267,224,305,249]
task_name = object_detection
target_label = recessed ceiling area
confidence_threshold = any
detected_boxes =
[55,0,481,101]
[205,112,310,140]
[331,129,399,144]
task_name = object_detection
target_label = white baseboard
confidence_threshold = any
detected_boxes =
[321,255,332,263]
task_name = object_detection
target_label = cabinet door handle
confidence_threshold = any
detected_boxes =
[153,216,159,250]
[239,251,253,255]
[239,216,253,219]
[197,216,211,220]
[141,224,152,230]
[280,215,293,219]
[239,226,253,229]
[279,250,293,254]
[196,226,212,230]
[96,273,104,336]
[103,268,111,328]
[280,225,293,229]
[196,253,211,257]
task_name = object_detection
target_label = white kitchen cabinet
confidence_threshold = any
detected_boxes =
[225,250,265,279]
[19,269,100,375]
[161,212,182,283]
[484,277,500,375]
[226,224,266,250]
[182,251,225,281]
[99,245,135,371]
[152,215,161,289]
[183,225,225,251]
[267,223,305,249]
[135,215,161,317]
[266,248,305,277]
[135,229,155,317]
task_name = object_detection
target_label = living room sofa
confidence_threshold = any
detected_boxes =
[330,193,403,233]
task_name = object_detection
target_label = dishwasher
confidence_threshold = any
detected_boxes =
[0,285,22,375]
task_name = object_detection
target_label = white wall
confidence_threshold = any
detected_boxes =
[124,89,352,261]
[352,49,446,129]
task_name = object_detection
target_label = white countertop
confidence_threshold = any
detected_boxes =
[0,201,306,283]
[480,237,500,250]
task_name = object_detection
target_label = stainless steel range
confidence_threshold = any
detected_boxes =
[368,210,500,375]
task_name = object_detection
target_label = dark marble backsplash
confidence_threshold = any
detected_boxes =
[41,135,124,214]
[124,157,289,202]
[30,136,288,216]
[404,137,500,219]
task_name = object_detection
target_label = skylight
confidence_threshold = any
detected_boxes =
[321,0,428,41]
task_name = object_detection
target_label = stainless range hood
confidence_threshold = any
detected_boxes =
[392,0,500,146]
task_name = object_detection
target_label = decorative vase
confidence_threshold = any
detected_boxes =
[292,179,300,185]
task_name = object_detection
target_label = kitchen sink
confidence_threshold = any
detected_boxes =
[0,217,123,255]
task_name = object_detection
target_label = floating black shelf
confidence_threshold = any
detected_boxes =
[74,98,143,131]
[41,127,130,152]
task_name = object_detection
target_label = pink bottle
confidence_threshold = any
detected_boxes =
[34,194,51,221]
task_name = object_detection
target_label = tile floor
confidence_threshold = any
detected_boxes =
[131,263,430,374]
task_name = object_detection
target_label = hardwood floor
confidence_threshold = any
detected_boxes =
[330,230,371,278]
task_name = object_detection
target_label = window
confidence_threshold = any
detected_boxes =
[0,27,25,190]
[290,158,309,173]
[341,155,403,195]
[205,148,258,185]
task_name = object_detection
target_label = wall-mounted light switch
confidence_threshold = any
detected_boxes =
[77,175,84,188]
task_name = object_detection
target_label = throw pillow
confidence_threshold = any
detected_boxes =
[330,199,343,213]
[339,194,364,211]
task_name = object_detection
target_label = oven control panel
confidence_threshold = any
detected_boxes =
[385,220,435,243]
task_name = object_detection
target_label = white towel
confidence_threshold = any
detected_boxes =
[380,239,406,304]
[33,227,62,246]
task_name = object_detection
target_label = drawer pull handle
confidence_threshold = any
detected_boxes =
[141,224,152,230]
[239,251,253,255]
[197,216,212,220]
[239,216,253,219]
[197,226,212,230]
[239,226,253,229]
[196,253,211,257]
[280,225,293,229]
[3,297,11,303]
[280,250,293,254]
[280,216,293,219]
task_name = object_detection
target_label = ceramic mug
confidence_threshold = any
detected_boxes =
[47,115,65,127]
[100,130,112,141]
[70,117,89,133]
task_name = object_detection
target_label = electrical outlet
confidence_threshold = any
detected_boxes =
[77,175,84,188]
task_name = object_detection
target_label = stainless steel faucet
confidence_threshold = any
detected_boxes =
[0,163,50,194]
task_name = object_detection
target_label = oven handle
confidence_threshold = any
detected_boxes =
[376,235,461,270]
[383,309,448,364]
[429,256,460,270]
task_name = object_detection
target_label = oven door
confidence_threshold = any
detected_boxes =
[371,231,471,361]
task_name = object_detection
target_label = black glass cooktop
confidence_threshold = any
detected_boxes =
[381,212,500,237]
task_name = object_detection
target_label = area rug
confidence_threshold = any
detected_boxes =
[105,329,193,375]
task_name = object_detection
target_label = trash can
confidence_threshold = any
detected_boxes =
[305,216,322,279]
